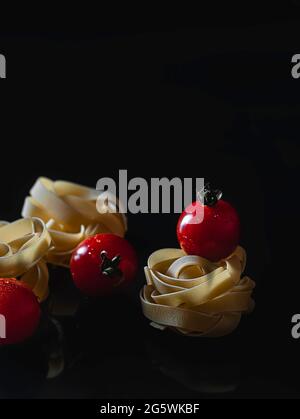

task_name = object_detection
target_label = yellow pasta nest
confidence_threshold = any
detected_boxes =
[0,218,51,302]
[140,246,255,337]
[22,177,127,267]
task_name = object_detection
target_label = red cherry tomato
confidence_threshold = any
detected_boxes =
[0,278,41,345]
[177,184,240,262]
[70,233,138,296]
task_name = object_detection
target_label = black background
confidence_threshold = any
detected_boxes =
[1,7,300,399]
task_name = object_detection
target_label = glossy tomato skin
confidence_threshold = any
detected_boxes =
[177,200,240,262]
[0,278,41,345]
[70,233,138,297]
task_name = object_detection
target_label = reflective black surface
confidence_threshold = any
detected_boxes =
[0,240,299,399]
[1,17,300,398]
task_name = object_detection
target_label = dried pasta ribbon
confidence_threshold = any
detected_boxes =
[0,218,52,302]
[140,246,255,337]
[22,177,127,267]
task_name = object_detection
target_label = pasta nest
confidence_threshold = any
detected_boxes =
[140,246,255,337]
[22,177,127,267]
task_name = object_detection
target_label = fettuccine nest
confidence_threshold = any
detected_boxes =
[140,246,255,337]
